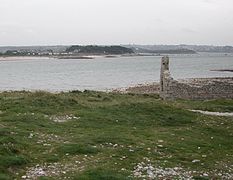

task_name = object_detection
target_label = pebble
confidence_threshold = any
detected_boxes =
[192,159,200,163]
[28,133,34,138]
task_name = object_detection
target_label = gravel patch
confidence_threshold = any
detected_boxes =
[49,114,80,123]
[22,162,85,179]
[133,162,193,179]
[132,161,233,179]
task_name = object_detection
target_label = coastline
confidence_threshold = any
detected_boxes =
[0,56,54,61]
[210,69,233,73]
[0,55,117,61]
[0,54,159,62]
[112,82,160,94]
[0,82,160,94]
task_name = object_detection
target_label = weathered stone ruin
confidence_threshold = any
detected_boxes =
[160,56,233,100]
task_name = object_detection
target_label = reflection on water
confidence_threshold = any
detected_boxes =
[0,54,232,91]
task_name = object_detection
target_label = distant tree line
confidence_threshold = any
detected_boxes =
[66,45,134,54]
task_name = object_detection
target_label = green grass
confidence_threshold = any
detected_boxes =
[0,91,232,179]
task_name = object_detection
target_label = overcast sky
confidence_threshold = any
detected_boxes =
[0,0,233,46]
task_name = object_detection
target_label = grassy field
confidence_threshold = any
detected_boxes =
[0,91,232,179]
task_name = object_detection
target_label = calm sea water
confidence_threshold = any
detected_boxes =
[0,53,233,92]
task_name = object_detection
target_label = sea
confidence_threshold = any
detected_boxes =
[0,53,233,92]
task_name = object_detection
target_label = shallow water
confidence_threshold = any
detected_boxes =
[0,53,232,91]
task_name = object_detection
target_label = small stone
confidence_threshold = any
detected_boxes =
[38,170,46,176]
[28,133,34,138]
[134,172,141,176]
[22,176,27,179]
[192,159,200,163]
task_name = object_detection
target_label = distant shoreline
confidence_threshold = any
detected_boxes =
[210,69,233,73]
[0,54,153,61]
[0,56,54,61]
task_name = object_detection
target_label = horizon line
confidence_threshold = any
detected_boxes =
[0,43,233,47]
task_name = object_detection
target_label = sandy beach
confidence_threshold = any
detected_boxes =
[0,56,53,61]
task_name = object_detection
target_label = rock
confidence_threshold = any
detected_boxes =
[28,133,34,138]
[192,159,200,163]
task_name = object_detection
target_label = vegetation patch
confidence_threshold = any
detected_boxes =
[56,144,99,155]
[0,91,232,179]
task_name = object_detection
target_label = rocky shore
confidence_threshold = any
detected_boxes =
[112,83,160,94]
[115,77,233,96]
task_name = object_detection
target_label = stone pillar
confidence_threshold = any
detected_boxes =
[160,56,169,93]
